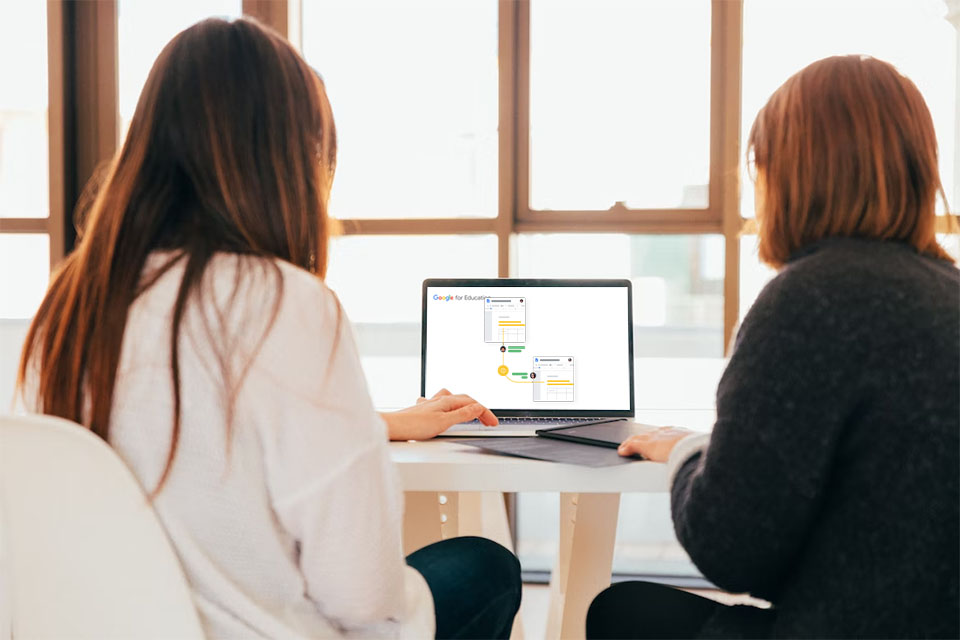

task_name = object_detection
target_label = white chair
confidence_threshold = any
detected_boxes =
[0,413,204,639]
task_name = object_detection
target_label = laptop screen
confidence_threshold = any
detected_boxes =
[422,280,634,416]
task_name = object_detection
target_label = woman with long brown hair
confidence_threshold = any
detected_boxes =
[18,17,519,639]
[588,55,959,638]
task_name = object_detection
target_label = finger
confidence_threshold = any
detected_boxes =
[447,402,486,425]
[416,396,427,405]
[477,406,499,426]
[617,435,648,458]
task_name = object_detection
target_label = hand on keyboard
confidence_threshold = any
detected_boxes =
[380,388,499,441]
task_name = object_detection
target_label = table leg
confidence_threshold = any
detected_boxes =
[403,491,443,555]
[545,493,621,640]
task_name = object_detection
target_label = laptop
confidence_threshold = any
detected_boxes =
[422,279,635,436]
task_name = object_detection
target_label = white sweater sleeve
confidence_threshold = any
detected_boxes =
[244,270,407,632]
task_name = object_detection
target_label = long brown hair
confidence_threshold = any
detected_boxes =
[748,55,954,268]
[18,17,337,492]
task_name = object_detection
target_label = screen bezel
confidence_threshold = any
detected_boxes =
[421,278,635,418]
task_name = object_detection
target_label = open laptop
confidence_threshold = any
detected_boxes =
[422,279,635,436]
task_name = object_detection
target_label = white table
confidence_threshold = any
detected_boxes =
[390,439,671,639]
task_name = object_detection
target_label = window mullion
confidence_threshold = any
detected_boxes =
[712,0,744,354]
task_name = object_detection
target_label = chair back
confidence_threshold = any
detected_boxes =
[0,413,204,639]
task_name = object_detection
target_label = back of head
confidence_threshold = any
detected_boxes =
[748,55,952,268]
[117,17,337,269]
[19,17,337,493]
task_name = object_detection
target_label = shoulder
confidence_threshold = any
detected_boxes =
[752,238,950,317]
[143,251,339,311]
[204,253,337,305]
[740,238,958,352]
[764,238,876,298]
[148,253,351,383]
[202,253,343,333]
[200,254,370,411]
[778,237,958,292]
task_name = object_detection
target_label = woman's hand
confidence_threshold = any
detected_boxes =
[617,425,695,462]
[380,389,498,441]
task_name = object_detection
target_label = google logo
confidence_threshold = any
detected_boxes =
[433,294,454,301]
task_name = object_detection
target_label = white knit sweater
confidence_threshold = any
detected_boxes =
[35,253,433,638]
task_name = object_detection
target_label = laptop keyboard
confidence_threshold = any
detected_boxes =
[445,417,622,434]
[484,418,600,427]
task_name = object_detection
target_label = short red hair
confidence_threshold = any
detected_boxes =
[748,55,954,268]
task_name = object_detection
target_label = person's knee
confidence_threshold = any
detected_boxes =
[465,537,521,584]
[454,536,522,603]
[587,581,651,637]
[588,582,631,621]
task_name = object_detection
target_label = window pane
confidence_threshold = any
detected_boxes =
[0,234,49,319]
[741,0,957,217]
[529,0,711,211]
[118,0,242,139]
[325,235,497,407]
[302,1,498,219]
[0,1,48,218]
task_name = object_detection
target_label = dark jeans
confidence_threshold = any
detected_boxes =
[407,536,522,640]
[587,581,771,639]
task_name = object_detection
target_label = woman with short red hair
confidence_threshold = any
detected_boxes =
[589,55,959,639]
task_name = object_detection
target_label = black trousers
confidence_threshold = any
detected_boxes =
[407,536,522,640]
[587,581,771,639]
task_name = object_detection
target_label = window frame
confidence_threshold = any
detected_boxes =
[0,1,67,271]
[0,0,118,276]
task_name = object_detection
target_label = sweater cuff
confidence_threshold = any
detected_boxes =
[666,432,711,488]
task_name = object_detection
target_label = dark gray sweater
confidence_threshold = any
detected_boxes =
[672,238,959,639]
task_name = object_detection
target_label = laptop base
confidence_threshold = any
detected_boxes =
[439,417,626,437]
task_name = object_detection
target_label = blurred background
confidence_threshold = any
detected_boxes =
[1,0,958,585]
